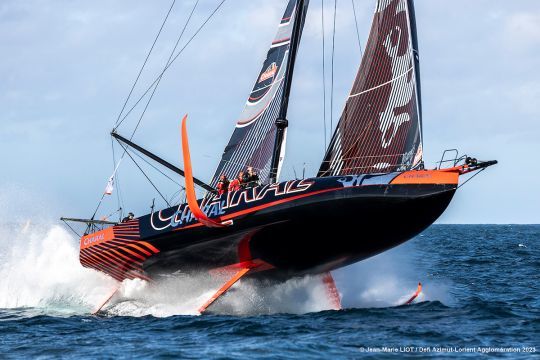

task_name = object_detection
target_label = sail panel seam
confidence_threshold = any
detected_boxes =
[349,67,412,99]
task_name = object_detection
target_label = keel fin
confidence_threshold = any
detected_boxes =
[92,285,120,315]
[322,272,342,310]
[404,282,422,305]
[198,267,251,314]
[181,114,233,228]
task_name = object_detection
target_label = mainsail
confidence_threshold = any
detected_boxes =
[318,0,423,177]
[210,0,308,186]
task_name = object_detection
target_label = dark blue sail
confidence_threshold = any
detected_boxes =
[210,0,306,187]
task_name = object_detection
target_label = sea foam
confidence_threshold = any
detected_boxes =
[0,222,115,313]
[0,219,432,317]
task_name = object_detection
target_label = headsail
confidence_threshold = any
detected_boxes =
[210,0,308,187]
[318,0,423,177]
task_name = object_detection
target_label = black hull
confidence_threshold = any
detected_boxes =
[250,184,456,275]
[143,183,456,278]
[79,171,461,282]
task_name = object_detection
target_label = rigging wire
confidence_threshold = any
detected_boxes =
[62,219,82,238]
[102,208,122,222]
[321,0,327,149]
[111,137,124,219]
[458,168,486,189]
[117,141,171,207]
[92,0,178,220]
[90,193,106,221]
[113,0,226,131]
[116,169,125,221]
[350,0,363,57]
[330,0,337,131]
[110,0,198,213]
[113,0,176,129]
[126,0,200,143]
[168,188,185,206]
[127,143,185,189]
[92,0,224,219]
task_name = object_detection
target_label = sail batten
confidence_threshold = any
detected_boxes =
[318,0,423,177]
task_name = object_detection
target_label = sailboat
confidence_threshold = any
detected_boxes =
[63,0,496,313]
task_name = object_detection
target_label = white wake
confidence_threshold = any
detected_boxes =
[0,222,116,314]
[0,219,441,317]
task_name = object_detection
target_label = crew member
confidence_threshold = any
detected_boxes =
[217,174,230,196]
[122,212,135,223]
[239,171,247,189]
[241,170,250,187]
[245,166,260,188]
[228,172,243,192]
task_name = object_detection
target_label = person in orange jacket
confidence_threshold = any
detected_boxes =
[217,174,230,196]
[228,172,244,192]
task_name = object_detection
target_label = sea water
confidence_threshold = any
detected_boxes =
[0,223,537,358]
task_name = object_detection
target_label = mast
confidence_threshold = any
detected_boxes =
[268,0,308,183]
[406,0,423,149]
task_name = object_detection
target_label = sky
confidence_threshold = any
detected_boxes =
[0,0,538,224]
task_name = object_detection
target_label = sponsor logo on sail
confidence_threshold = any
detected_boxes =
[258,63,278,83]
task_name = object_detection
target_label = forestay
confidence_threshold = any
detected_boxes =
[318,0,423,176]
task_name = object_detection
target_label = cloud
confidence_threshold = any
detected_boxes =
[0,0,538,223]
[507,81,540,117]
[503,12,540,52]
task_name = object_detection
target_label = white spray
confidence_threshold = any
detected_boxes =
[0,222,116,314]
[0,219,446,317]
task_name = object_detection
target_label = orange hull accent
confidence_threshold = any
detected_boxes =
[404,282,423,305]
[92,285,120,315]
[208,259,273,277]
[322,272,342,310]
[198,267,251,314]
[390,169,459,185]
[80,227,115,250]
[180,114,232,228]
